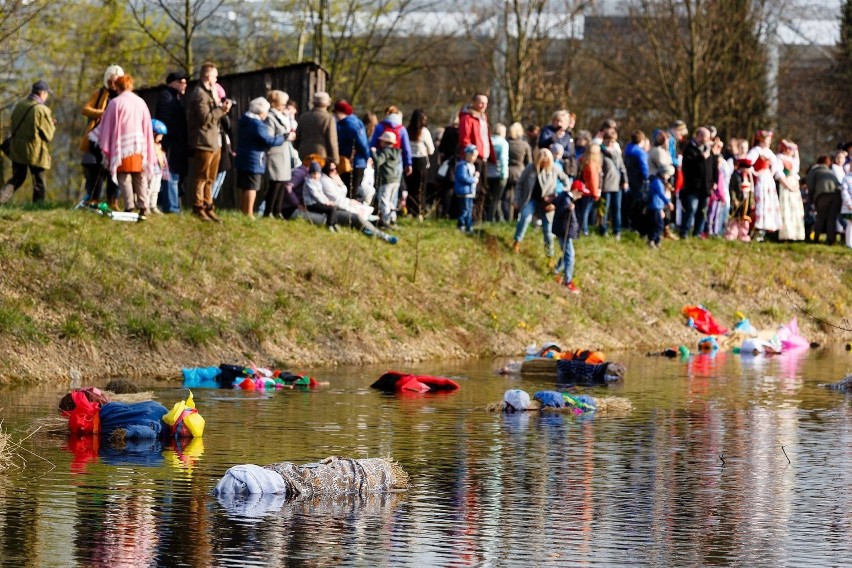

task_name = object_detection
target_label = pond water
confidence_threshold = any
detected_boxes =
[1,349,851,567]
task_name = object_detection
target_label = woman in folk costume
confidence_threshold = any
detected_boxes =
[776,139,805,241]
[97,74,157,218]
[746,129,783,240]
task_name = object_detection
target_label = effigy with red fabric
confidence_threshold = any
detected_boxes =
[370,371,461,393]
[682,305,728,336]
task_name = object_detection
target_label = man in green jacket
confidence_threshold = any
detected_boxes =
[1,81,56,204]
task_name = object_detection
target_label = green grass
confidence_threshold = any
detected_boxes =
[0,207,850,383]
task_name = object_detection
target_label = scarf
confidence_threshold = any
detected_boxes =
[97,91,156,183]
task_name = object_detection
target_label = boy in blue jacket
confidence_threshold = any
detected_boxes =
[454,144,479,232]
[648,164,675,248]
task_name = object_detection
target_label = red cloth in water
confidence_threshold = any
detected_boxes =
[682,305,728,335]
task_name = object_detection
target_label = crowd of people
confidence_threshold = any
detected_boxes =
[2,64,851,288]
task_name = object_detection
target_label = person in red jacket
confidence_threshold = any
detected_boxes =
[457,93,495,221]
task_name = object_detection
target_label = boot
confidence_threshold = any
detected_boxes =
[512,240,521,254]
[205,203,222,224]
[192,205,211,221]
[663,226,679,240]
[107,197,120,212]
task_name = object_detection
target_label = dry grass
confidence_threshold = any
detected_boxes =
[0,425,11,472]
[0,209,849,384]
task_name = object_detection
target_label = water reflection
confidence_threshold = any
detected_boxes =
[0,350,850,565]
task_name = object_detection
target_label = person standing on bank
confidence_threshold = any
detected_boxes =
[458,94,495,220]
[235,97,285,219]
[405,109,435,217]
[155,71,188,213]
[79,64,123,209]
[1,81,55,205]
[97,74,157,219]
[295,91,339,166]
[333,100,370,199]
[187,62,232,222]
[263,89,296,218]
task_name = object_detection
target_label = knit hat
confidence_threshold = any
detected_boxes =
[379,131,397,145]
[309,161,322,174]
[333,100,353,115]
[464,144,478,155]
[550,143,564,156]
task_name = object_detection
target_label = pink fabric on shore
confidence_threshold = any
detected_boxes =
[98,91,156,183]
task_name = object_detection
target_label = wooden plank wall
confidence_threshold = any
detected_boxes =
[136,62,327,209]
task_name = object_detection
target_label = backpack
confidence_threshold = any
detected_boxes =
[382,122,404,149]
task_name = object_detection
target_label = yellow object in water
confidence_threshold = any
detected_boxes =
[163,390,205,437]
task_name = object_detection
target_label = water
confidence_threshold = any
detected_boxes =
[1,349,851,567]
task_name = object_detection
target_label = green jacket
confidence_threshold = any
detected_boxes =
[9,99,55,169]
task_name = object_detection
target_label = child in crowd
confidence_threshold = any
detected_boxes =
[726,158,754,242]
[302,161,338,231]
[454,144,479,233]
[647,164,675,248]
[550,143,567,194]
[551,186,580,293]
[372,130,402,228]
[148,119,169,214]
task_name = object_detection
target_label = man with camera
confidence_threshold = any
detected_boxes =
[187,61,233,222]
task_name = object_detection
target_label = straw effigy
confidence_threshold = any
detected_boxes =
[484,395,633,415]
[214,456,410,498]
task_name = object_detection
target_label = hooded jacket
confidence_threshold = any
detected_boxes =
[369,114,412,168]
[457,106,495,163]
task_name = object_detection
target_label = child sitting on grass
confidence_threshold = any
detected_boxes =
[454,144,479,233]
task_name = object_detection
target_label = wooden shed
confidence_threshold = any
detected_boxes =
[136,61,327,209]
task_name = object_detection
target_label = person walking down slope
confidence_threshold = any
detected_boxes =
[1,81,56,205]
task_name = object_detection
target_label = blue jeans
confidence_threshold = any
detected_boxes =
[648,208,665,244]
[458,197,474,231]
[555,237,575,283]
[600,191,622,235]
[514,199,554,254]
[159,173,181,213]
[576,196,595,235]
[679,193,708,238]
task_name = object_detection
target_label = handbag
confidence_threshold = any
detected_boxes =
[338,154,353,174]
[2,103,37,158]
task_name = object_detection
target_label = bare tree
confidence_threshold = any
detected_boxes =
[128,0,227,76]
[463,0,588,123]
[590,0,769,138]
[0,0,49,101]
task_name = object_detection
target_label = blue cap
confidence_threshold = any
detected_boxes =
[152,118,168,136]
[464,144,477,155]
[31,80,50,94]
[309,161,322,174]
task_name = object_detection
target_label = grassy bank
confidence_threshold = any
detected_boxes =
[0,206,850,384]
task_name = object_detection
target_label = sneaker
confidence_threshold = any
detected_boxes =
[384,235,399,245]
[328,225,338,233]
[615,234,621,242]
[565,281,580,294]
[663,227,679,240]
[137,212,148,222]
